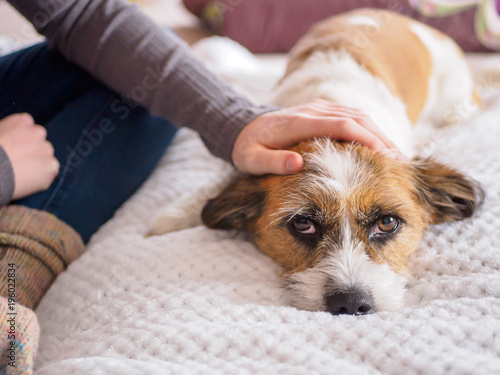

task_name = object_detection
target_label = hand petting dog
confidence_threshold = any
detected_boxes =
[232,99,405,176]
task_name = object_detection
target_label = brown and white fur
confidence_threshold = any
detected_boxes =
[149,9,483,315]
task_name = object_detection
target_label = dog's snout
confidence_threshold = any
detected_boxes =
[326,290,374,315]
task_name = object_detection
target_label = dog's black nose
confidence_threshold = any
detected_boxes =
[326,291,374,315]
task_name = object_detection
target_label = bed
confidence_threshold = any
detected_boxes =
[32,37,500,374]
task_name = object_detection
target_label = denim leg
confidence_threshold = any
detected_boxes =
[0,43,98,122]
[1,43,178,243]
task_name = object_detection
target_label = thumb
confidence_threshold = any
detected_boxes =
[250,149,304,175]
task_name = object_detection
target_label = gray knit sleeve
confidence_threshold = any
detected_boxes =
[0,146,15,206]
[7,0,278,162]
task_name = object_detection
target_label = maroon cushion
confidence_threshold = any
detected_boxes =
[183,0,493,53]
[183,0,210,17]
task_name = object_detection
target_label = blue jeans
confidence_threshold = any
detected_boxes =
[0,43,177,243]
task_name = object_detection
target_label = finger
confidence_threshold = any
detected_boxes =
[40,158,60,190]
[283,151,304,174]
[306,104,368,121]
[304,100,370,118]
[286,117,391,153]
[302,100,400,150]
[326,118,391,152]
[51,158,61,176]
[292,102,362,119]
[306,100,363,115]
[32,124,48,140]
[10,113,35,127]
[19,113,35,126]
[299,103,399,151]
[45,140,55,156]
[0,113,34,131]
[241,147,304,175]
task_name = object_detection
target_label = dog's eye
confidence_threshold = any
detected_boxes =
[375,216,399,234]
[292,216,316,234]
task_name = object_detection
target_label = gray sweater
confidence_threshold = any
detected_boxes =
[0,0,276,205]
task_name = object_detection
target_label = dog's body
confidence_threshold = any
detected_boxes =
[272,8,477,156]
[149,9,482,315]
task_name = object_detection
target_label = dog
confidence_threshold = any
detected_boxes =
[149,9,483,315]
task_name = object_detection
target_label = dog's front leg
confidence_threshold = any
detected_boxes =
[146,179,228,236]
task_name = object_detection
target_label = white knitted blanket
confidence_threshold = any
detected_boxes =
[34,39,500,374]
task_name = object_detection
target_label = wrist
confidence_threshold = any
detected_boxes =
[0,145,15,205]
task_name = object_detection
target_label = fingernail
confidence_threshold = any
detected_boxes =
[286,154,304,173]
[286,156,296,172]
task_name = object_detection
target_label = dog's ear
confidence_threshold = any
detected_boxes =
[412,157,484,224]
[202,175,267,231]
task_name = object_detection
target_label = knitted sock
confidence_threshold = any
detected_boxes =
[0,205,85,309]
[0,297,39,375]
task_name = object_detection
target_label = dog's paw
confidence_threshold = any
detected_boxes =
[146,206,202,236]
[146,179,230,237]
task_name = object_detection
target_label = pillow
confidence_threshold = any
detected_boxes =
[183,0,210,17]
[183,0,500,53]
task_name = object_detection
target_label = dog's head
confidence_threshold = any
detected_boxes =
[202,139,482,315]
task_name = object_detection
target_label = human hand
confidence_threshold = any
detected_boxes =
[232,99,405,175]
[0,114,60,200]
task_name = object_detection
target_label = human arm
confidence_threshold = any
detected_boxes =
[7,0,402,176]
[8,0,276,162]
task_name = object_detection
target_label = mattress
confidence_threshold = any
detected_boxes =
[33,37,500,374]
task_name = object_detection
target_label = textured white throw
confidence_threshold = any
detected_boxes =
[34,39,500,374]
